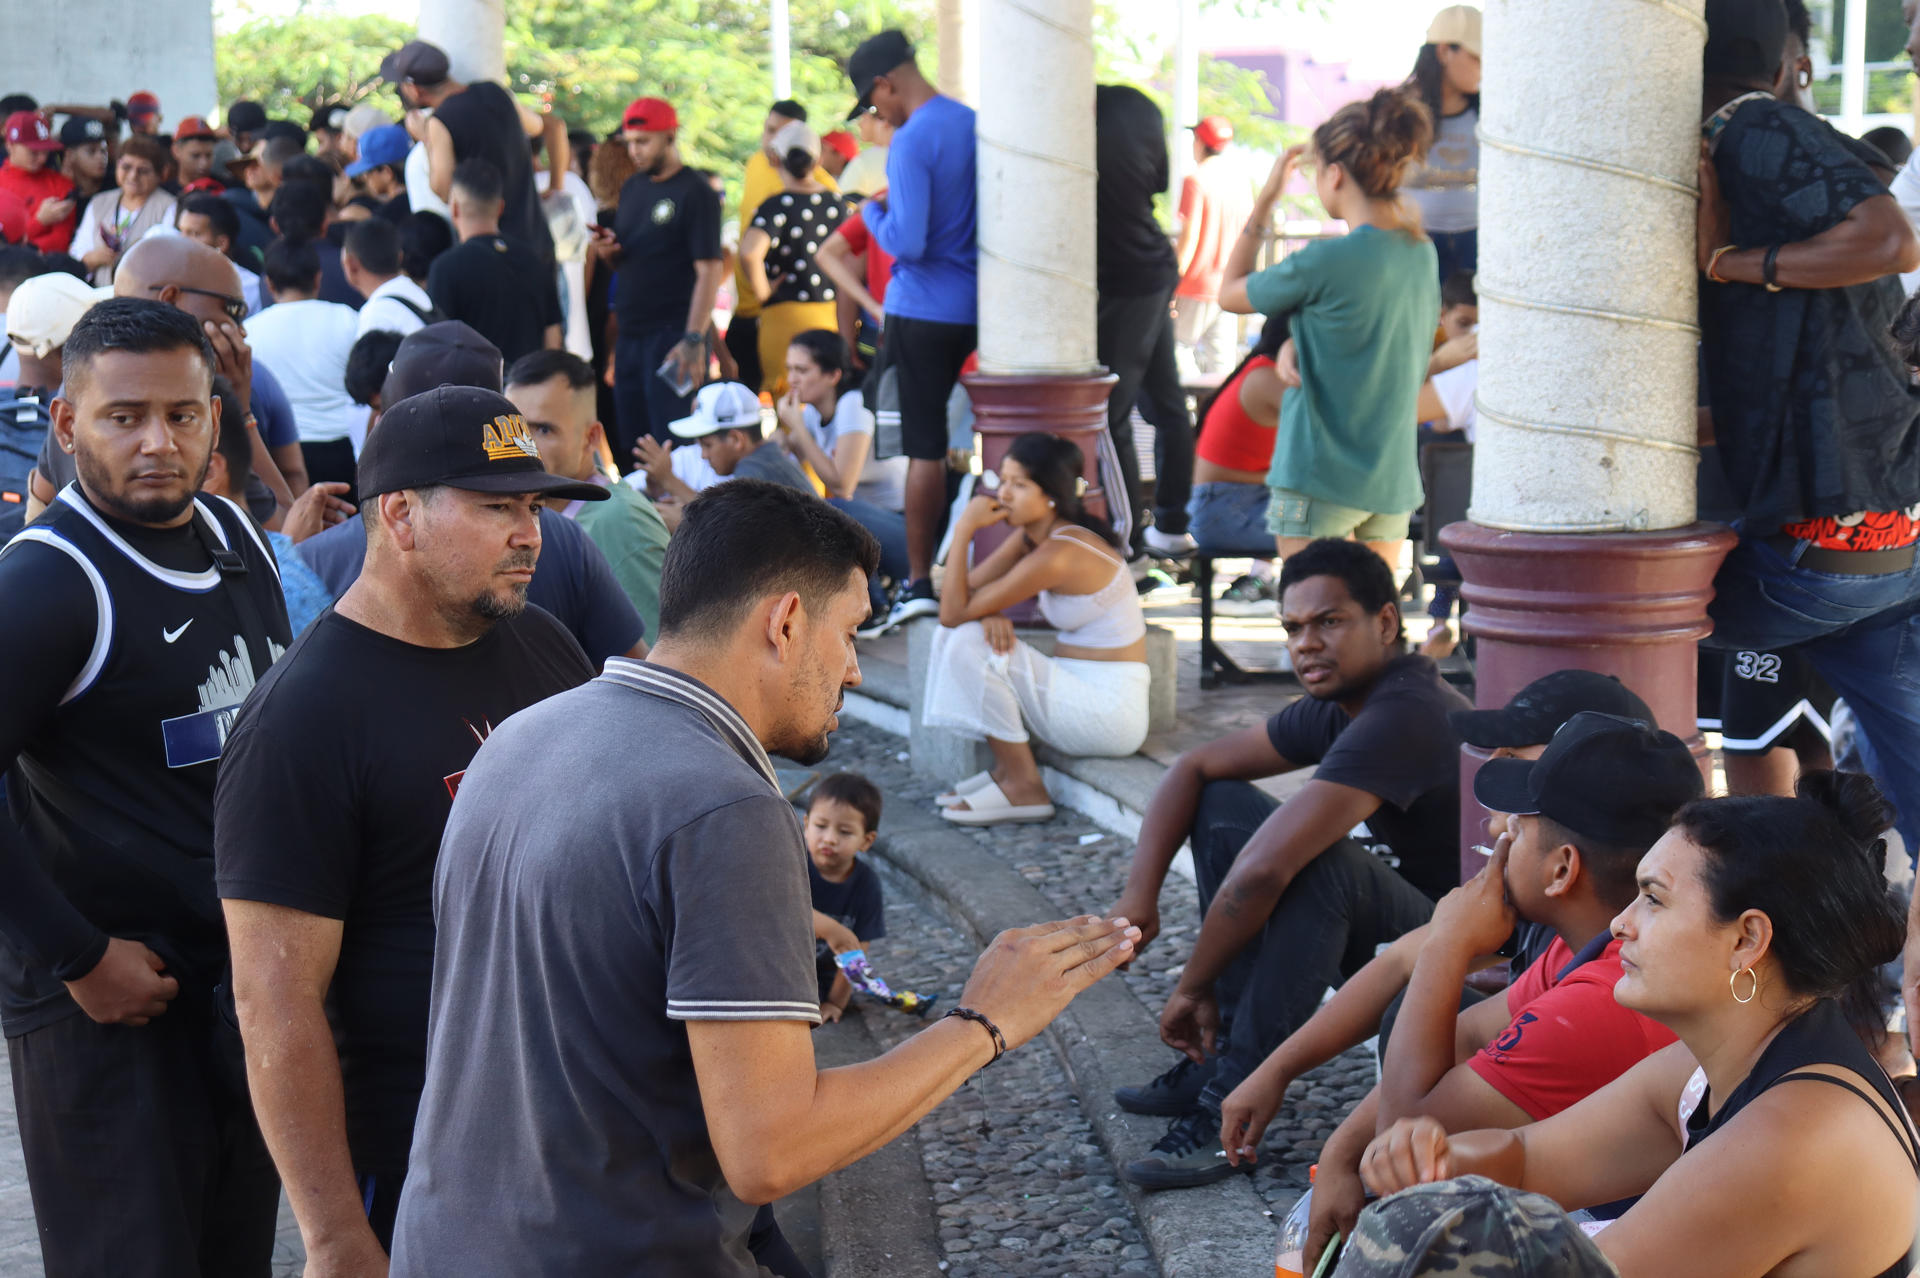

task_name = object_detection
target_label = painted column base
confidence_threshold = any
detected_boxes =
[1441,520,1738,882]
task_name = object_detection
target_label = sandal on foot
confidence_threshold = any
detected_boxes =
[935,770,997,808]
[940,779,1056,826]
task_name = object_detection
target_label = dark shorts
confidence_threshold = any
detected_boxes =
[1697,647,1835,756]
[886,315,976,461]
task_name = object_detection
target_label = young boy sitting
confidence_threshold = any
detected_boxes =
[805,772,887,1023]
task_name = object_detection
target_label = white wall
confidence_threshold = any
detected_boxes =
[0,0,217,130]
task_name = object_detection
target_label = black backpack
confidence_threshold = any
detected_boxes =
[388,295,448,327]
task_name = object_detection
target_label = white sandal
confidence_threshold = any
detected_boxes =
[935,770,997,808]
[940,779,1056,826]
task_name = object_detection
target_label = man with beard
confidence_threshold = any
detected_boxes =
[0,298,290,1273]
[389,480,1141,1274]
[215,383,600,1261]
[589,96,724,461]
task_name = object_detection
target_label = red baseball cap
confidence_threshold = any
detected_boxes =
[175,115,217,142]
[622,97,678,133]
[4,112,61,152]
[821,130,859,161]
[1194,116,1233,151]
[126,91,161,118]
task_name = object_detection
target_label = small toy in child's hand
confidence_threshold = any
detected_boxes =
[835,949,939,1017]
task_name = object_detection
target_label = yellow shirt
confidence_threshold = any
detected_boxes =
[733,150,838,319]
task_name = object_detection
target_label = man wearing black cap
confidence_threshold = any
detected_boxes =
[217,384,599,1260]
[1280,714,1702,1265]
[1697,0,1920,865]
[294,321,649,666]
[382,38,565,266]
[57,116,114,204]
[844,28,979,630]
[215,100,267,189]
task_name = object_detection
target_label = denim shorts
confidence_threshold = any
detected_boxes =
[1187,482,1273,553]
[1265,487,1410,541]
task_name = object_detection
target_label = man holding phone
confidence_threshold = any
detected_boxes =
[590,96,725,465]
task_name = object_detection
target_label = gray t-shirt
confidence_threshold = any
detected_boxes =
[388,660,820,1277]
[733,438,815,493]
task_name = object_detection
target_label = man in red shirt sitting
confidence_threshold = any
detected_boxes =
[1221,712,1703,1262]
[0,113,76,254]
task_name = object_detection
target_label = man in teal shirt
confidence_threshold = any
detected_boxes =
[508,350,669,641]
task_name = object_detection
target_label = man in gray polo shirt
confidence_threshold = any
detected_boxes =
[389,480,1139,1275]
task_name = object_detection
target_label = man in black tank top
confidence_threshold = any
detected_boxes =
[0,299,290,1273]
[381,39,566,267]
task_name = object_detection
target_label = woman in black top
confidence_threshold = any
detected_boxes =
[1354,772,1917,1278]
[739,120,848,396]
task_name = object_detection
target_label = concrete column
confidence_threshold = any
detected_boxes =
[1445,0,1734,878]
[936,0,980,106]
[772,0,793,101]
[975,0,1098,377]
[418,0,507,86]
[1,0,216,126]
[1169,0,1202,228]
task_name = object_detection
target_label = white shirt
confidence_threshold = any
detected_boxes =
[623,444,722,495]
[801,388,905,510]
[245,299,366,447]
[357,273,435,339]
[405,139,452,222]
[1893,149,1920,296]
[1430,358,1478,443]
[839,146,889,198]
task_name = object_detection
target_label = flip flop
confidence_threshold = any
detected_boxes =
[941,778,1056,826]
[935,770,997,808]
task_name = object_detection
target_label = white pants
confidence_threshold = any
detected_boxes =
[1172,295,1236,376]
[923,622,1151,757]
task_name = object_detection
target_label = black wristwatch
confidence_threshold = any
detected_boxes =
[681,329,706,347]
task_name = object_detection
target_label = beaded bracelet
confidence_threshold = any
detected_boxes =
[943,1005,1007,1065]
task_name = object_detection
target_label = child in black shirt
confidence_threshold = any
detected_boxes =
[805,772,886,1021]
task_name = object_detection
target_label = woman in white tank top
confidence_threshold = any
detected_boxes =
[922,434,1151,826]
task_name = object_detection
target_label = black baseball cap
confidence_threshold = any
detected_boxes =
[357,385,609,502]
[58,117,106,148]
[846,30,914,120]
[226,101,267,135]
[381,321,503,408]
[381,40,452,87]
[1475,712,1703,847]
[1704,0,1787,81]
[1449,670,1653,750]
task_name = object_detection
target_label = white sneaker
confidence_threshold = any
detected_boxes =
[1143,527,1197,558]
[888,590,940,628]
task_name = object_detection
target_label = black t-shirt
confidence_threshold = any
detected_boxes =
[0,491,291,1032]
[612,167,722,331]
[432,81,555,266]
[214,604,593,1172]
[1702,97,1920,531]
[750,190,849,306]
[808,857,886,998]
[426,233,562,366]
[1093,84,1179,298]
[1264,653,1470,900]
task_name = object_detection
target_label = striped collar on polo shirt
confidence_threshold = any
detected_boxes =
[597,659,778,791]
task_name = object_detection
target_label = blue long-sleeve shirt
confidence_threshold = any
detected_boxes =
[863,94,978,325]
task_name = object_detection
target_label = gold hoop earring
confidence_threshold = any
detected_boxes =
[1730,967,1759,1004]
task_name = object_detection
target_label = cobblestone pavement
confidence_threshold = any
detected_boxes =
[820,723,1379,1223]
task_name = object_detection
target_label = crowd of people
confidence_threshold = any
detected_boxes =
[4,0,1920,1274]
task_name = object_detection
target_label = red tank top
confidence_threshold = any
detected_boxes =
[1195,355,1277,474]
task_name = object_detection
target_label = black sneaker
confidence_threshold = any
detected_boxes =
[856,605,896,640]
[887,579,939,628]
[1123,1109,1245,1190]
[1214,574,1276,617]
[1113,1055,1209,1116]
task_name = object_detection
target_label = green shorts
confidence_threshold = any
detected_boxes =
[1264,487,1411,541]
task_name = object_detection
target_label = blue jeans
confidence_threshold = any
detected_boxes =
[613,324,698,461]
[1430,229,1477,283]
[829,496,909,613]
[1708,532,1920,855]
[1186,482,1272,554]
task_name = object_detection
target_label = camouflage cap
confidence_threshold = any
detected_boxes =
[1335,1176,1619,1278]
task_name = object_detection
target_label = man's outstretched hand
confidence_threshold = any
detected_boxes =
[957,916,1139,1051]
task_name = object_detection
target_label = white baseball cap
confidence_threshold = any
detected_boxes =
[6,272,113,359]
[670,382,765,438]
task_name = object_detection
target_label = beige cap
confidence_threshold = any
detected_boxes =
[1427,4,1482,55]
[341,104,392,141]
[6,273,113,359]
[770,118,822,162]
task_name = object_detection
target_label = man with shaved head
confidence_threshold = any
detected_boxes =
[26,235,308,520]
[0,298,291,1274]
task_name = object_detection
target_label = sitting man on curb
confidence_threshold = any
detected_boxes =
[1268,712,1704,1272]
[1111,538,1471,1189]
[1195,669,1662,1146]
[633,380,814,510]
